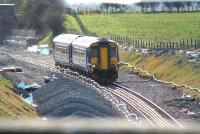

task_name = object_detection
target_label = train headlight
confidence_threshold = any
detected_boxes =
[91,57,98,65]
[110,57,118,64]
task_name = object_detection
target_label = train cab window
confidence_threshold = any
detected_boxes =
[91,47,98,58]
[110,47,117,57]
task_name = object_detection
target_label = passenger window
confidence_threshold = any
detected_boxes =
[91,47,98,58]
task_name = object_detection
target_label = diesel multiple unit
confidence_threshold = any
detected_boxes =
[53,34,119,83]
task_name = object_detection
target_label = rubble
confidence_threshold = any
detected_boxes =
[26,45,50,56]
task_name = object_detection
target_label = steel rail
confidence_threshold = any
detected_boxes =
[110,82,183,128]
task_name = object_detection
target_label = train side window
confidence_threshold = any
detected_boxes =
[91,47,98,58]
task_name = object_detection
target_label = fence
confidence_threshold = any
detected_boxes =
[107,35,200,51]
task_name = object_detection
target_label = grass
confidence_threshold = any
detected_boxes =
[38,14,81,45]
[38,31,53,45]
[120,51,200,96]
[80,12,200,41]
[64,14,81,32]
[0,77,37,119]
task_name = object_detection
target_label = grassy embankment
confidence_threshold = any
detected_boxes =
[80,13,200,41]
[120,51,200,96]
[38,14,81,45]
[0,77,37,119]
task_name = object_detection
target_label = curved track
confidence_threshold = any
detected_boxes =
[108,82,183,128]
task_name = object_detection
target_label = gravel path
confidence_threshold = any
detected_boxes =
[117,70,200,123]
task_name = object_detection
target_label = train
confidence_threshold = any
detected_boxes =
[53,34,119,83]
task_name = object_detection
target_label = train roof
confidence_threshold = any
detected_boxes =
[53,34,117,48]
[72,36,117,48]
[53,34,79,45]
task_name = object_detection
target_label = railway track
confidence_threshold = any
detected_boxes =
[108,82,183,128]
[0,50,183,128]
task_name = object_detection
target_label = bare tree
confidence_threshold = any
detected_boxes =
[163,2,173,12]
[136,2,146,12]
[149,2,160,12]
[196,1,200,11]
[172,1,184,12]
[184,1,192,11]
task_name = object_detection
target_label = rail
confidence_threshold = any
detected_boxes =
[110,82,183,128]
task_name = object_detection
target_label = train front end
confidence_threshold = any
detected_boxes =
[90,39,119,83]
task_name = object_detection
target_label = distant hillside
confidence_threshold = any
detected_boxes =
[80,12,200,41]
[0,77,37,119]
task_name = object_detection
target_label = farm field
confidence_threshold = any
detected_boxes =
[80,13,200,41]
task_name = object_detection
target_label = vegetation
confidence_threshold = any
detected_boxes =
[120,51,200,96]
[38,31,53,45]
[19,0,65,37]
[77,1,200,14]
[64,14,81,32]
[0,77,37,119]
[80,13,200,41]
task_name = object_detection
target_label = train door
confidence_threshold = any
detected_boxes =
[100,47,108,70]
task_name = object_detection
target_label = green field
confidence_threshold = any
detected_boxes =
[80,13,200,41]
[64,14,81,32]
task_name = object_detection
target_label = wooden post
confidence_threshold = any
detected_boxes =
[195,39,197,50]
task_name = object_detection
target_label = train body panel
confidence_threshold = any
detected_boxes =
[53,34,119,83]
[53,34,79,67]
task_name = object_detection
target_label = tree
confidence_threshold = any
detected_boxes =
[136,2,146,12]
[172,1,184,12]
[163,2,173,12]
[18,0,65,36]
[149,2,159,12]
[184,1,192,11]
[42,0,65,36]
[196,1,200,11]
[100,3,110,13]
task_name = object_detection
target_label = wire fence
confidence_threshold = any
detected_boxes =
[107,35,200,51]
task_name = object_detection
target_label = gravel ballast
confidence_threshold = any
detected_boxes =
[117,70,200,123]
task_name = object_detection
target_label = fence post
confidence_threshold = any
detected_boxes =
[187,40,189,49]
[195,39,197,50]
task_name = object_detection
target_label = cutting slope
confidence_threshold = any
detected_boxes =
[0,77,37,119]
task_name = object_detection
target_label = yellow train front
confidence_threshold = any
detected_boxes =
[88,38,119,83]
[53,34,119,83]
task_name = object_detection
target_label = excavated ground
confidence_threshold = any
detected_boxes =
[1,45,200,124]
[117,71,200,124]
[0,45,120,118]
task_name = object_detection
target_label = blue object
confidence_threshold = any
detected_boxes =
[17,82,25,90]
[40,48,49,55]
[24,83,41,92]
[24,93,37,107]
